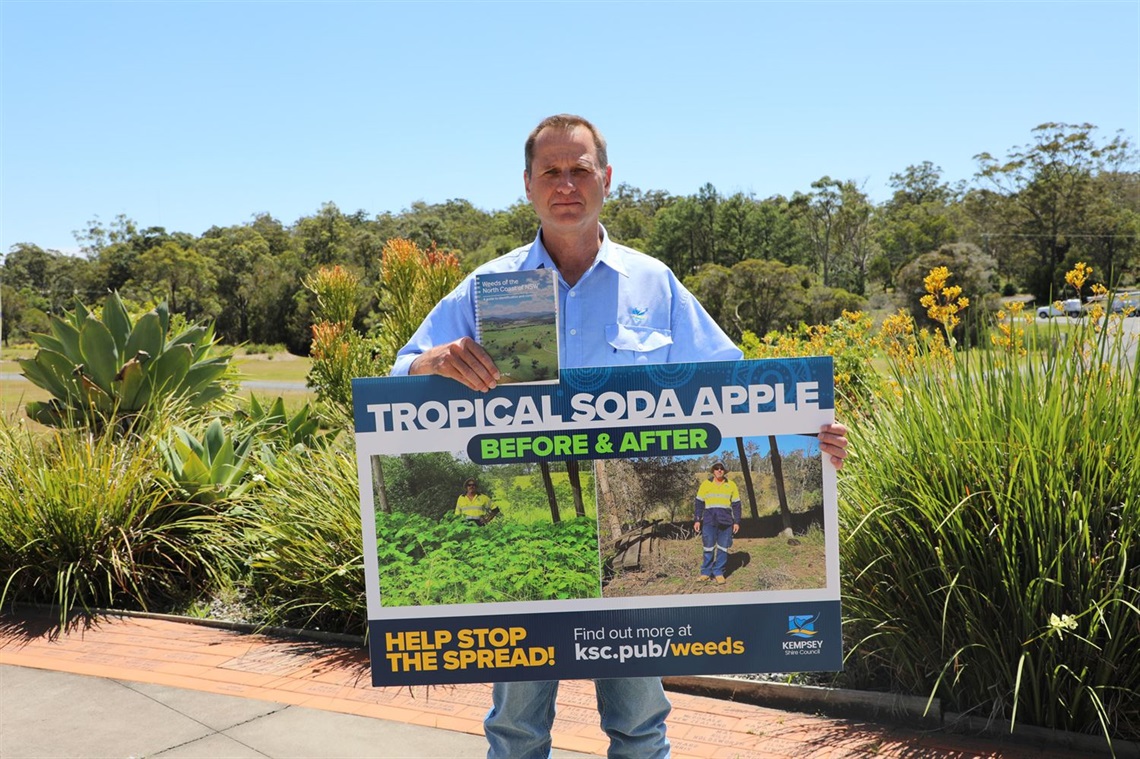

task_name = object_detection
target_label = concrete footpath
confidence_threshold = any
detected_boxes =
[0,608,1101,758]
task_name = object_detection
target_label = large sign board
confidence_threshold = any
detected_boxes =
[353,358,841,686]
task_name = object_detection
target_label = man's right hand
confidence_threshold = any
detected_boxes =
[693,521,701,534]
[408,337,501,392]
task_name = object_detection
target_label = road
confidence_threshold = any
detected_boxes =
[1036,313,1140,363]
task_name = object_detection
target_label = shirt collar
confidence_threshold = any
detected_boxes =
[526,224,629,280]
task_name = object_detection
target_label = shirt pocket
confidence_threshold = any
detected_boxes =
[605,324,673,363]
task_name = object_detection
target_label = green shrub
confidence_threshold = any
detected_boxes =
[245,444,366,634]
[304,243,464,426]
[840,309,1140,743]
[242,343,287,357]
[0,418,242,623]
[374,513,601,607]
[161,419,256,505]
[232,394,339,457]
[741,310,886,420]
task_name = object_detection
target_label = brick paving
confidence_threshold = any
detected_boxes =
[0,609,1088,758]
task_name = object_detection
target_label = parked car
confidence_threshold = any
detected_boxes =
[1111,292,1139,316]
[1037,298,1083,319]
[1085,292,1140,316]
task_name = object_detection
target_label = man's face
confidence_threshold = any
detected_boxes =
[712,467,726,481]
[524,125,611,234]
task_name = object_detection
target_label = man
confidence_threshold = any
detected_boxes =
[456,478,493,524]
[693,460,741,584]
[392,114,849,759]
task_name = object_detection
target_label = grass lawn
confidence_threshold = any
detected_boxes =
[1,344,47,425]
[0,379,51,426]
[232,348,311,383]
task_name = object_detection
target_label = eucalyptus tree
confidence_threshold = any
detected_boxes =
[973,122,1137,300]
[791,178,841,289]
[600,182,669,251]
[723,259,813,340]
[683,263,732,329]
[129,241,220,323]
[196,225,273,343]
[293,202,353,269]
[875,162,961,288]
[792,177,875,294]
[649,195,713,275]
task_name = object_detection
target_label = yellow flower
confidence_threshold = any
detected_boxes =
[921,267,968,346]
[1065,262,1092,291]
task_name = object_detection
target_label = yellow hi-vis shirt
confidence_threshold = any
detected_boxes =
[456,493,492,520]
[695,479,741,525]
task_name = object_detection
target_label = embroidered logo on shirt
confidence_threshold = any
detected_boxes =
[629,307,647,323]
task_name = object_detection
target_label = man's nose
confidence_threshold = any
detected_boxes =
[556,171,576,191]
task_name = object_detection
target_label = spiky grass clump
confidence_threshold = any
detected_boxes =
[0,418,242,624]
[245,444,366,635]
[841,312,1140,743]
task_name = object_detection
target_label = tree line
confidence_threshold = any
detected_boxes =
[3,122,1137,351]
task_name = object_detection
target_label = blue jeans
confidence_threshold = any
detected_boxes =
[700,521,733,577]
[484,678,671,759]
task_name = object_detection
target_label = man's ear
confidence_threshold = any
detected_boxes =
[603,165,612,196]
[524,170,532,201]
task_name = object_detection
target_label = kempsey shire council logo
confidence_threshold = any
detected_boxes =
[783,613,824,656]
[787,613,818,638]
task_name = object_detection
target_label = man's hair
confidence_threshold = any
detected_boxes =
[524,114,608,175]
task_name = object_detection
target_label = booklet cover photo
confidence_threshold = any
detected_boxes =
[474,269,559,384]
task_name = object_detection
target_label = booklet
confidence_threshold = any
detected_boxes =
[474,269,559,384]
[352,358,842,687]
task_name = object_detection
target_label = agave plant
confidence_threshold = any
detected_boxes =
[18,292,233,429]
[161,419,255,505]
[233,394,338,455]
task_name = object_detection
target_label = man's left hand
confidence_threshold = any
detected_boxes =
[819,423,850,470]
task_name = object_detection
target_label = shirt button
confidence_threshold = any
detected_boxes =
[570,329,577,336]
[570,292,576,297]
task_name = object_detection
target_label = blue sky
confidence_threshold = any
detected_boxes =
[701,434,818,466]
[2,1,1137,255]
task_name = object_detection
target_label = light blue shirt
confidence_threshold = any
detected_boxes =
[390,226,743,375]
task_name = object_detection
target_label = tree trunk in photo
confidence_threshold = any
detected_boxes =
[370,455,390,515]
[736,437,759,519]
[566,459,586,518]
[540,461,560,524]
[595,460,621,540]
[769,435,793,536]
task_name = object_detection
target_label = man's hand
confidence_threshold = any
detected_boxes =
[693,521,701,534]
[732,523,740,535]
[408,337,501,392]
[819,422,850,470]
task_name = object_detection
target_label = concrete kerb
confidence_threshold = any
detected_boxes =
[942,712,1140,759]
[662,675,941,727]
[664,674,1140,758]
[103,607,368,648]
